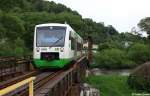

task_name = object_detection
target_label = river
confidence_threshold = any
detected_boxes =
[90,68,131,76]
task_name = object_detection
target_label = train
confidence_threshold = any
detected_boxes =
[33,23,83,69]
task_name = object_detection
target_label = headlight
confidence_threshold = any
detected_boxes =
[60,47,64,52]
[36,47,40,52]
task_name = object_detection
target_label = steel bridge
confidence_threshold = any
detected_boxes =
[0,56,88,96]
[0,37,93,96]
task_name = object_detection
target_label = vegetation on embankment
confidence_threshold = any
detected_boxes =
[128,62,150,92]
[85,75,136,96]
[92,42,150,69]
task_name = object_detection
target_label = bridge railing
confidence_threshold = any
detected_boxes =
[0,77,36,96]
[0,56,32,81]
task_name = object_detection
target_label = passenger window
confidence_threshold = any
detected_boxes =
[69,31,72,40]
[71,37,75,50]
[69,31,76,50]
[77,42,82,51]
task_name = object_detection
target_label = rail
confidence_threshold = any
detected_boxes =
[17,71,62,96]
[0,77,36,96]
[34,56,87,96]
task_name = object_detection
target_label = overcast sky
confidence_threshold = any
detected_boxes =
[48,0,150,32]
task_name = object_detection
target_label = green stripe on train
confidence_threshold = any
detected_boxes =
[33,59,71,68]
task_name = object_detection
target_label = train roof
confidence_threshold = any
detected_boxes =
[36,23,69,27]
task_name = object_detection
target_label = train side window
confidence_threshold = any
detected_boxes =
[69,31,71,40]
[71,37,75,50]
[69,33,75,50]
[77,42,79,51]
[81,43,83,50]
[77,42,82,51]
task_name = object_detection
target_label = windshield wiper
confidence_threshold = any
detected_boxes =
[49,36,63,48]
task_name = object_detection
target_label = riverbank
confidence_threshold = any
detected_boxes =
[85,75,136,96]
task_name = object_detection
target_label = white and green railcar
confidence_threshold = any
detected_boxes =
[33,23,83,69]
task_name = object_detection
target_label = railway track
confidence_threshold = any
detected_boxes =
[34,56,87,96]
[0,56,87,96]
[0,71,38,90]
[0,72,23,82]
[2,70,63,96]
[0,56,65,96]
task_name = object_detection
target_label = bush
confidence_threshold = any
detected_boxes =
[128,43,150,64]
[85,75,135,96]
[95,48,135,69]
[0,38,29,57]
[128,62,150,92]
[0,13,25,40]
[98,40,124,51]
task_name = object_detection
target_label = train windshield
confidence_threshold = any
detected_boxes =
[36,26,66,47]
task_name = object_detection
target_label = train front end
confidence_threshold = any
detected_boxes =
[33,24,70,69]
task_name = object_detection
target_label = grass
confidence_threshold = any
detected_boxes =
[85,75,136,96]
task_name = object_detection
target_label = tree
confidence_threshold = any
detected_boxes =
[0,13,25,40]
[95,48,135,69]
[138,17,150,39]
[0,0,32,12]
[128,43,150,64]
[105,25,118,36]
[0,0,122,56]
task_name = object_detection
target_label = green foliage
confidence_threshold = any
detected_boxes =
[105,25,118,35]
[0,0,31,12]
[85,75,135,96]
[95,48,135,69]
[0,38,28,57]
[14,38,29,56]
[0,0,119,56]
[0,0,116,56]
[95,42,150,69]
[0,12,27,57]
[128,75,150,92]
[138,17,150,39]
[128,43,150,64]
[94,30,150,69]
[118,32,144,42]
[98,40,125,51]
[0,0,148,59]
[0,13,25,40]
[128,62,150,92]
